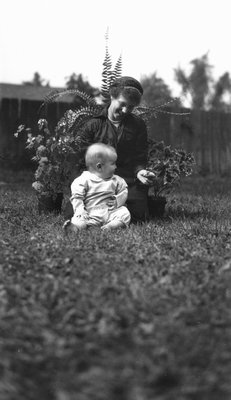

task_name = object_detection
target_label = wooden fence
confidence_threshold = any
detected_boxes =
[148,109,231,175]
[1,98,231,174]
[0,99,71,167]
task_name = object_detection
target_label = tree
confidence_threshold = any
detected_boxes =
[23,72,49,87]
[210,72,231,112]
[140,72,172,106]
[175,53,213,110]
[175,53,231,111]
[65,73,99,106]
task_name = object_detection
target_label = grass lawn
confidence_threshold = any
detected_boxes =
[0,170,231,400]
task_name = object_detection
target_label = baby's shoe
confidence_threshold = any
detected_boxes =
[63,219,71,234]
[62,220,77,234]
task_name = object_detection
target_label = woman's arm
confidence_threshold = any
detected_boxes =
[134,118,148,176]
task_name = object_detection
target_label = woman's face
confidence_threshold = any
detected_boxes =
[108,94,136,122]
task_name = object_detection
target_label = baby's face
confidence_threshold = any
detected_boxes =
[99,154,117,179]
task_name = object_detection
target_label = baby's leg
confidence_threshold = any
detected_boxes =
[101,206,131,230]
[101,219,125,230]
[87,207,108,228]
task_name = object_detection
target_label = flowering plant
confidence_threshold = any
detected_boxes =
[14,32,192,213]
[14,114,85,197]
[147,139,195,197]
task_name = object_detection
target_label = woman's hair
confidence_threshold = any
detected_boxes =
[85,143,117,168]
[109,76,143,106]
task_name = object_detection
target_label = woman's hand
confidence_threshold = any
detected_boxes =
[136,169,155,185]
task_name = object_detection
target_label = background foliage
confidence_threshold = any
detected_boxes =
[175,53,231,111]
[20,53,231,112]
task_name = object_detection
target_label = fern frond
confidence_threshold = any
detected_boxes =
[134,96,191,121]
[71,106,103,133]
[152,109,191,116]
[101,35,112,91]
[38,89,97,113]
[133,106,157,120]
[110,54,122,86]
[100,29,123,103]
[47,89,97,105]
[101,29,116,101]
[104,27,109,42]
[134,106,190,124]
[152,97,179,109]
[102,46,112,73]
[57,105,102,135]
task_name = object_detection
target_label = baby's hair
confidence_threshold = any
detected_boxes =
[85,143,117,168]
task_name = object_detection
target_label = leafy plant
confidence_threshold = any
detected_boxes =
[14,31,192,204]
[147,139,195,197]
[14,32,123,199]
[15,89,105,197]
[100,28,122,104]
[15,119,81,197]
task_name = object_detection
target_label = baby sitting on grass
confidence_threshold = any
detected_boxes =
[63,143,131,232]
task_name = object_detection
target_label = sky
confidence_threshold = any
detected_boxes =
[1,0,231,96]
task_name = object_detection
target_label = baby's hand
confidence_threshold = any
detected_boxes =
[107,196,117,210]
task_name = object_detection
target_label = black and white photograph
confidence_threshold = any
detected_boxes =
[0,0,231,399]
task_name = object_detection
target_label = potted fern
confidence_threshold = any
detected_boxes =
[15,31,192,214]
[14,32,123,213]
[146,139,195,217]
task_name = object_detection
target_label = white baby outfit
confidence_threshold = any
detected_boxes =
[70,171,131,227]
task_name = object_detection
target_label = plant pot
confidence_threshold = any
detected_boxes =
[37,193,63,214]
[148,196,167,218]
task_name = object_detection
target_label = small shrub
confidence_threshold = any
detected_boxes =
[147,139,195,197]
